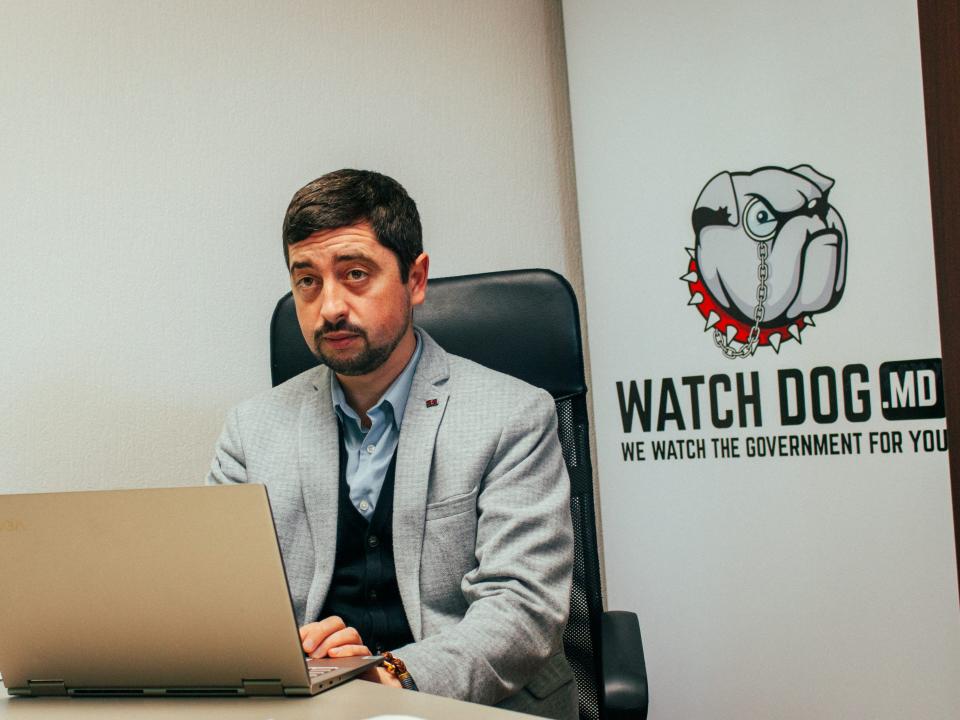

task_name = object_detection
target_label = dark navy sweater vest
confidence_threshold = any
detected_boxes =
[319,425,414,653]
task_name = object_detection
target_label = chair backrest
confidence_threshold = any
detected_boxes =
[270,269,605,720]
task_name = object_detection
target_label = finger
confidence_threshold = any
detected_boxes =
[311,626,363,658]
[300,616,346,654]
[302,621,346,654]
[299,619,341,643]
[327,644,371,658]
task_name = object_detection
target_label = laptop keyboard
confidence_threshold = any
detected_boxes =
[307,664,338,680]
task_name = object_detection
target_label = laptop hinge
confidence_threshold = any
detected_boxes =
[25,680,68,696]
[241,679,284,696]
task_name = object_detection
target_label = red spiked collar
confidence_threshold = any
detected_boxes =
[683,253,809,352]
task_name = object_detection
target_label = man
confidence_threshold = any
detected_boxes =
[208,169,576,718]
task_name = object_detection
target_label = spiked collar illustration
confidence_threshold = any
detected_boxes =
[682,248,812,356]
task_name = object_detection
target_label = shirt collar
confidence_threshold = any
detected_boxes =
[330,330,423,430]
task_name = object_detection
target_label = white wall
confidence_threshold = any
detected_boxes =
[0,0,582,494]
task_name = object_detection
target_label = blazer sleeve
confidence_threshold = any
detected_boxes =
[207,406,249,485]
[393,388,574,705]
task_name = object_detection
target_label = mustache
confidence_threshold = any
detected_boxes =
[314,320,368,344]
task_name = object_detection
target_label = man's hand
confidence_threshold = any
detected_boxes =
[360,666,403,688]
[299,616,370,658]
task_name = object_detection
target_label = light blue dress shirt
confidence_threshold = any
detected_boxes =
[330,332,423,521]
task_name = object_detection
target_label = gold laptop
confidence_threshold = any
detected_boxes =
[0,484,380,696]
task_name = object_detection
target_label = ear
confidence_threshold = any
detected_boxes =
[407,252,429,307]
[791,164,834,193]
[692,171,739,232]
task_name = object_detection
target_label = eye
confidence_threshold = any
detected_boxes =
[346,269,368,281]
[743,198,779,241]
[295,276,317,290]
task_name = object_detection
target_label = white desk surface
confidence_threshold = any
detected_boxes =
[0,678,532,719]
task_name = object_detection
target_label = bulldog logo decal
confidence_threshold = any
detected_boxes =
[683,165,848,358]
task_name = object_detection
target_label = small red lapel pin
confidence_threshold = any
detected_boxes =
[425,398,439,408]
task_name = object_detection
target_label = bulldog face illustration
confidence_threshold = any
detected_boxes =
[685,165,847,355]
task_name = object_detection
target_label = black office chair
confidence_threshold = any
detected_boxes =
[270,268,649,720]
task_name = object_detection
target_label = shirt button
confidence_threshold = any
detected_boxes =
[359,500,370,512]
[368,589,378,601]
[367,535,379,548]
[366,444,375,454]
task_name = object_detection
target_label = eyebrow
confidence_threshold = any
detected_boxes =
[289,260,315,273]
[288,252,379,274]
[334,252,376,264]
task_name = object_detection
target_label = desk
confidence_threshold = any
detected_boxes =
[0,679,532,719]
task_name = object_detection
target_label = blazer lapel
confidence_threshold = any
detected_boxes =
[393,331,450,640]
[298,367,341,623]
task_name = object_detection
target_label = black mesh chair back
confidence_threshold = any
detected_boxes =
[270,269,608,720]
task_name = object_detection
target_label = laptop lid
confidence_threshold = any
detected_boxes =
[0,484,339,696]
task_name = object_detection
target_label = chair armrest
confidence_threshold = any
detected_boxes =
[601,610,649,720]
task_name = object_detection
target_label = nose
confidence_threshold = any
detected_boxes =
[319,282,349,326]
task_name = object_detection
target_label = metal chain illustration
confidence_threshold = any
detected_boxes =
[714,239,769,358]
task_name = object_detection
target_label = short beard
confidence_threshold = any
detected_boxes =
[312,316,410,376]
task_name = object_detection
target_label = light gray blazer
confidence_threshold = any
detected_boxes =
[208,330,576,718]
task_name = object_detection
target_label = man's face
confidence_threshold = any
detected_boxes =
[288,222,428,377]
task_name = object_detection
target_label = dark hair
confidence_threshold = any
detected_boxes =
[282,169,422,281]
